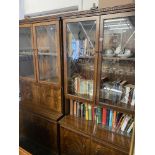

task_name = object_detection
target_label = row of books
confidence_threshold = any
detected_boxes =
[74,76,93,98]
[70,100,134,134]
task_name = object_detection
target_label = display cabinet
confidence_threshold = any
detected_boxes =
[63,17,99,102]
[60,5,135,155]
[19,18,63,155]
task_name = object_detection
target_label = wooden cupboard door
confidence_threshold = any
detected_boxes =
[60,127,91,155]
[91,140,128,155]
[20,110,58,153]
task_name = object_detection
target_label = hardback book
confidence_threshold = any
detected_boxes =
[116,112,123,126]
[83,104,86,118]
[116,114,125,130]
[88,80,93,97]
[125,118,134,132]
[70,100,74,115]
[121,115,131,132]
[112,110,117,129]
[88,104,92,120]
[106,109,110,126]
[131,88,135,106]
[109,109,113,127]
[73,101,77,116]
[102,108,107,125]
[85,104,88,120]
[80,103,84,118]
[80,79,85,95]
[76,102,80,117]
[97,107,102,124]
[92,105,95,121]
[127,122,134,134]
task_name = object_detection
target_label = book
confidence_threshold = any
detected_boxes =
[106,109,110,126]
[88,104,92,120]
[131,88,135,106]
[76,102,80,117]
[88,80,93,97]
[112,110,117,129]
[83,104,86,118]
[125,118,134,132]
[97,107,102,124]
[92,105,95,121]
[116,112,123,126]
[73,101,77,116]
[80,103,84,118]
[127,122,134,134]
[102,108,107,126]
[121,115,131,132]
[116,114,125,130]
[109,109,113,128]
[70,99,73,115]
[85,104,88,120]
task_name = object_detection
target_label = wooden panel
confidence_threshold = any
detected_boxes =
[20,110,58,153]
[20,80,62,113]
[19,147,32,155]
[90,139,128,155]
[60,127,91,155]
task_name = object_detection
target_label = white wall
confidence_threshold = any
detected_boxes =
[23,0,98,15]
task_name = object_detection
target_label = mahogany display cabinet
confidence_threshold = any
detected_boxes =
[19,16,64,154]
[59,4,135,155]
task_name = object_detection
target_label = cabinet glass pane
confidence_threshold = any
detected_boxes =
[36,25,59,83]
[100,16,135,105]
[19,27,34,78]
[66,20,96,100]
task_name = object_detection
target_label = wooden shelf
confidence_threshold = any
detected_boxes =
[59,115,94,136]
[102,57,135,61]
[99,99,135,115]
[65,93,93,104]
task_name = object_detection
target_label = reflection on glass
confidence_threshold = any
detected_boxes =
[66,21,96,99]
[36,25,59,83]
[100,16,135,106]
[19,27,34,78]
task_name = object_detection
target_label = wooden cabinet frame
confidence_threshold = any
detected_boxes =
[63,16,100,103]
[33,21,62,88]
[19,24,37,82]
[96,11,135,113]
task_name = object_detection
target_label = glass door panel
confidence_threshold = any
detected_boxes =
[19,27,34,79]
[35,24,59,83]
[100,16,135,105]
[66,20,97,100]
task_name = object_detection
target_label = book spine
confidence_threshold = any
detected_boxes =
[92,105,95,121]
[70,100,73,115]
[106,109,110,126]
[127,122,134,133]
[102,108,107,125]
[76,102,80,117]
[97,107,102,124]
[73,101,77,116]
[85,104,88,120]
[80,103,83,118]
[109,110,113,128]
[112,110,116,129]
[88,104,92,121]
[121,115,131,132]
[83,104,86,118]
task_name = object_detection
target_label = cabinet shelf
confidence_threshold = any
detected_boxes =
[99,99,135,115]
[102,57,135,61]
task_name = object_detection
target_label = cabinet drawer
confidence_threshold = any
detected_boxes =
[60,127,91,155]
[91,139,128,155]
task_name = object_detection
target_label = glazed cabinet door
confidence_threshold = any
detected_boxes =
[63,17,99,102]
[33,21,61,86]
[97,12,135,110]
[19,24,36,81]
[60,127,91,155]
[91,139,128,155]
